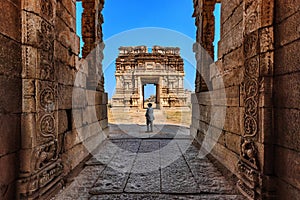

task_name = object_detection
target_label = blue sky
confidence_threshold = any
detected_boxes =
[76,1,221,99]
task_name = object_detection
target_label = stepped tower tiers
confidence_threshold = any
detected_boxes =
[111,46,189,109]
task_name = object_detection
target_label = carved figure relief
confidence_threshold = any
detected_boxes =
[34,140,58,170]
[241,139,258,168]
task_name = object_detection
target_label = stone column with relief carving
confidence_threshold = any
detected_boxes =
[237,0,275,199]
[18,0,62,199]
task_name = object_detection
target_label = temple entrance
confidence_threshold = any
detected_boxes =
[111,46,189,110]
[143,84,158,109]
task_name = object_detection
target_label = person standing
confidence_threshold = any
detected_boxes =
[145,103,154,132]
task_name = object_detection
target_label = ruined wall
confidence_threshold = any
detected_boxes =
[274,0,300,198]
[192,0,244,179]
[192,0,277,199]
[11,0,108,199]
[0,1,22,199]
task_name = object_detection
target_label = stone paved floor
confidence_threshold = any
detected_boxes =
[53,124,243,200]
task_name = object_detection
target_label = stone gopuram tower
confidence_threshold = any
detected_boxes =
[112,46,188,109]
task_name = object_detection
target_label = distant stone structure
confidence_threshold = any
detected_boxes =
[111,46,188,109]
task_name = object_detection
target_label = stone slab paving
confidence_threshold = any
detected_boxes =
[53,124,243,200]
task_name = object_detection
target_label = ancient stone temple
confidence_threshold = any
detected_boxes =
[111,46,188,109]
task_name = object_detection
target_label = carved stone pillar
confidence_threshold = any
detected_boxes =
[82,0,105,91]
[18,0,62,199]
[193,0,216,92]
[237,0,275,199]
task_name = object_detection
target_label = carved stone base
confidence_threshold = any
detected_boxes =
[237,160,261,200]
[17,160,63,200]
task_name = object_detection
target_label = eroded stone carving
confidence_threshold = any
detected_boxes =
[34,140,58,170]
[40,0,54,18]
[40,115,56,138]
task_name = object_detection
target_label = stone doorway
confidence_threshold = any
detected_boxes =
[143,84,159,109]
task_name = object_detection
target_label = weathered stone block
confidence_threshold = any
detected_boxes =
[54,40,75,67]
[259,27,274,53]
[74,71,87,88]
[55,61,75,86]
[83,105,98,125]
[225,132,241,155]
[22,79,36,113]
[197,92,210,106]
[274,40,300,75]
[198,120,209,135]
[222,47,243,71]
[95,105,102,121]
[58,110,68,134]
[218,21,243,57]
[0,153,18,184]
[103,92,108,105]
[100,119,108,129]
[64,130,81,151]
[0,181,16,200]
[274,72,300,109]
[260,0,274,28]
[212,67,243,90]
[22,0,56,23]
[62,143,88,174]
[21,46,38,79]
[275,108,300,152]
[0,34,22,78]
[0,76,22,114]
[275,0,300,23]
[275,146,300,190]
[21,113,36,149]
[95,91,103,105]
[276,178,300,200]
[22,11,55,49]
[72,108,83,129]
[0,114,20,156]
[0,0,20,41]
[56,1,76,31]
[199,104,211,122]
[58,85,73,110]
[258,108,273,144]
[86,90,97,106]
[76,58,89,75]
[226,86,240,107]
[72,87,87,108]
[259,77,273,108]
[55,17,78,56]
[259,52,274,77]
[224,107,241,135]
[60,0,76,19]
[221,0,243,25]
[221,2,243,38]
[210,141,239,174]
[254,142,275,175]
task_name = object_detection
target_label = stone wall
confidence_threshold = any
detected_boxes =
[192,0,244,188]
[0,0,22,199]
[0,0,108,199]
[274,0,300,198]
[193,0,300,199]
